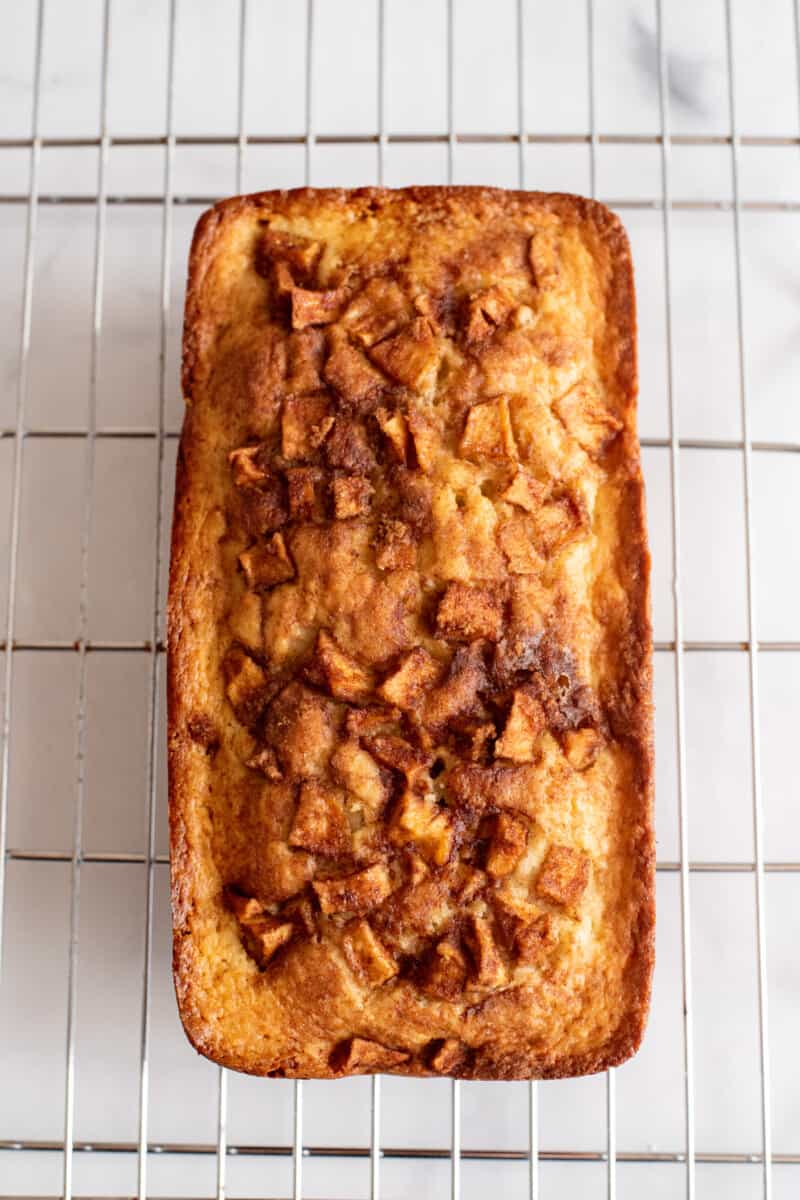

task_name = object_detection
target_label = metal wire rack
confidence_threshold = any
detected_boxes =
[1,1,799,1198]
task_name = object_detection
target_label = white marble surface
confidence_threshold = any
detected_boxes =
[1,1,799,1197]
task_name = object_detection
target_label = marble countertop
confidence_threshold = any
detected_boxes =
[0,1,799,1198]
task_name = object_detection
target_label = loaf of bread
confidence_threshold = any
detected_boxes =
[168,187,654,1080]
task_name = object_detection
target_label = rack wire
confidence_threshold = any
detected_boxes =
[655,1,696,1192]
[1,1,798,1198]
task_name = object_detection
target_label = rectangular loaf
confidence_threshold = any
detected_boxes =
[168,186,654,1080]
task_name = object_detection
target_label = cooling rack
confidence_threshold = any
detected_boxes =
[1,1,799,1198]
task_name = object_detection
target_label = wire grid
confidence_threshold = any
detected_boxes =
[0,1,799,1198]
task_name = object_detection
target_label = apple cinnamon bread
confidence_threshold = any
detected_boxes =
[168,186,654,1080]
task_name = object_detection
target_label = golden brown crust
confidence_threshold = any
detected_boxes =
[168,186,654,1081]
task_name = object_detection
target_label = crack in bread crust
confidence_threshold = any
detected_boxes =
[169,187,654,1080]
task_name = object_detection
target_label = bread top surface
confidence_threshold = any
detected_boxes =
[169,186,653,1080]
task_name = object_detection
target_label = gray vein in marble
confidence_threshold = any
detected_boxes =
[631,16,710,114]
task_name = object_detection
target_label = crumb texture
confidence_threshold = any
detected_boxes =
[169,187,654,1080]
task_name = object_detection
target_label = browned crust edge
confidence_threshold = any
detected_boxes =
[168,186,655,1081]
